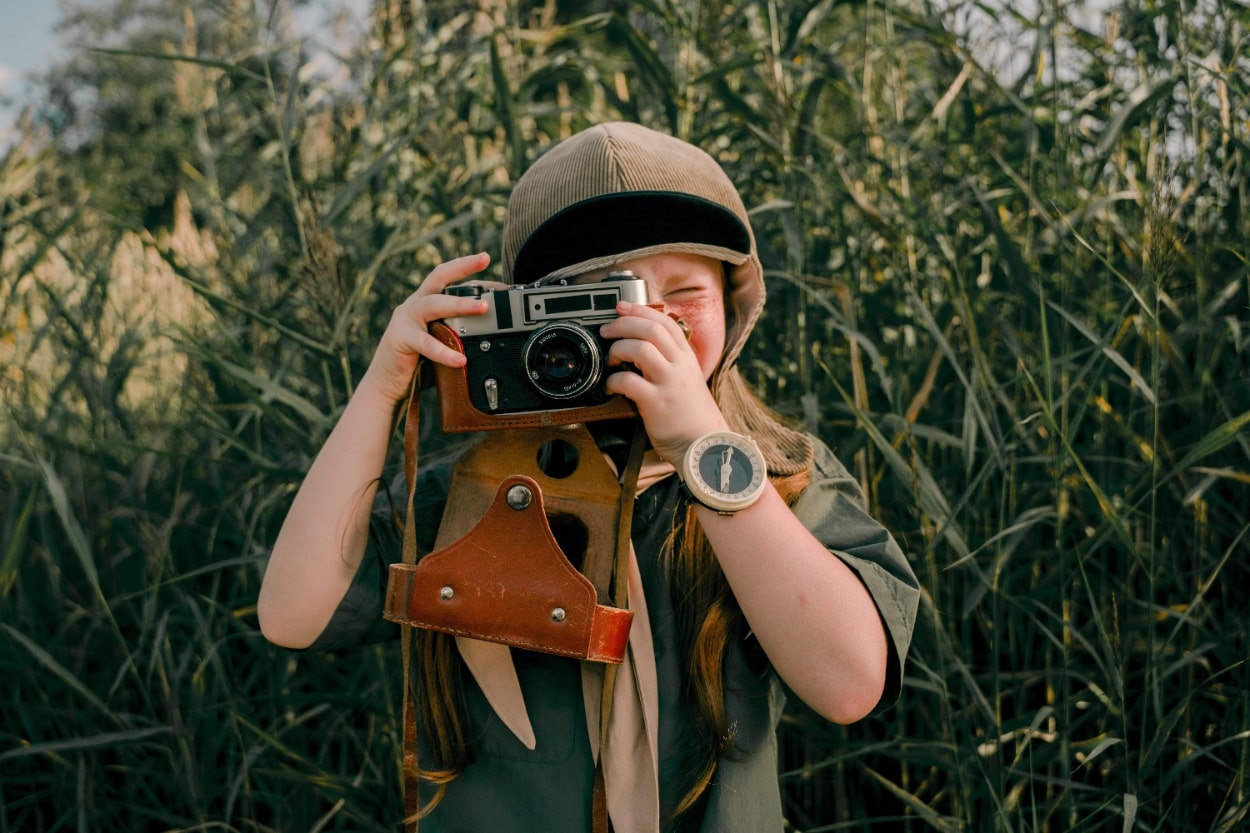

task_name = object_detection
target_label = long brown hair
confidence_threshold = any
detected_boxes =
[408,629,470,819]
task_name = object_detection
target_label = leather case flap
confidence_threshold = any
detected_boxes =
[384,474,633,663]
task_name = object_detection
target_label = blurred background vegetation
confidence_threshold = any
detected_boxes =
[2,0,1247,830]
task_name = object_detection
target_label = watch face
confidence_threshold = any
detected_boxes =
[688,433,765,509]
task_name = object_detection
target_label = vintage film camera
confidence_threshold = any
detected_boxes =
[429,271,648,431]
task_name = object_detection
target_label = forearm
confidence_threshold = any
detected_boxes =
[697,484,889,724]
[256,254,492,649]
[257,376,400,648]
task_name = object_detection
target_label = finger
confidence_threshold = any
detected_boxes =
[603,308,689,357]
[616,300,690,339]
[398,293,488,325]
[606,338,674,379]
[416,252,492,296]
[411,330,470,368]
[603,366,652,400]
[385,322,471,369]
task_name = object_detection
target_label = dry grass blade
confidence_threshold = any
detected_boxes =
[0,726,175,763]
[1,624,117,723]
[861,766,967,833]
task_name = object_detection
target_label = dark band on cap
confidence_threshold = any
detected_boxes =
[511,191,752,285]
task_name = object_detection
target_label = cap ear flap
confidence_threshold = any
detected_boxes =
[712,255,765,387]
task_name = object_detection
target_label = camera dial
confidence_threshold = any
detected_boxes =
[523,323,603,400]
[445,284,486,297]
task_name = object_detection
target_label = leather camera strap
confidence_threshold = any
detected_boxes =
[592,421,645,833]
[398,367,424,833]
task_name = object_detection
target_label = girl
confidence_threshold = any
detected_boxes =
[258,122,920,832]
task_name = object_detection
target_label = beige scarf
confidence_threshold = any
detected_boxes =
[453,452,673,833]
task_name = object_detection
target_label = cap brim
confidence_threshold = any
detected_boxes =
[511,191,752,285]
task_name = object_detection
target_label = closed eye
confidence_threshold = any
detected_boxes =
[663,285,710,299]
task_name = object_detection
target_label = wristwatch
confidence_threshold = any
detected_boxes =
[680,431,767,514]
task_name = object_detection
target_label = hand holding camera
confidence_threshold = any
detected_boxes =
[361,253,494,407]
[597,294,732,467]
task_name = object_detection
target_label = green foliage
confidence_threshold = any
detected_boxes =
[2,0,1248,830]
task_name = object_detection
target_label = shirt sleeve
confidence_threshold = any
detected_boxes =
[790,436,920,713]
[305,461,456,651]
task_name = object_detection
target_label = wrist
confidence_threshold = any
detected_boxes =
[361,351,420,401]
[355,364,416,420]
[656,417,732,467]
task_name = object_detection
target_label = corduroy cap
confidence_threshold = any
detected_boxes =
[501,122,812,475]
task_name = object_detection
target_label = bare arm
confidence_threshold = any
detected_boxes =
[603,299,890,724]
[692,490,888,723]
[257,254,492,649]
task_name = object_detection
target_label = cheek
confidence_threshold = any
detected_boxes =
[667,299,726,380]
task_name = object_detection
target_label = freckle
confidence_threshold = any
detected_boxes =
[797,592,809,608]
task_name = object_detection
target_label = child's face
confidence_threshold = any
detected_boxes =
[584,252,727,381]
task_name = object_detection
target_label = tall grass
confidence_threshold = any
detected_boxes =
[2,0,1247,830]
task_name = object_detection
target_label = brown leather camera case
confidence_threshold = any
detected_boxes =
[384,424,635,663]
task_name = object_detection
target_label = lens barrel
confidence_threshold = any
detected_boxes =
[522,323,602,399]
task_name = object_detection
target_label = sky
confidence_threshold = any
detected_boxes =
[0,0,369,137]
[0,1,1108,141]
[0,1,63,129]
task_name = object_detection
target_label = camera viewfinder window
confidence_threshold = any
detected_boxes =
[544,294,595,315]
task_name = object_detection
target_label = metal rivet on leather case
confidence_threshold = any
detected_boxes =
[506,485,533,510]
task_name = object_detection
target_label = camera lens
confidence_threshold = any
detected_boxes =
[523,323,602,400]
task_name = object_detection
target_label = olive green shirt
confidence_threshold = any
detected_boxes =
[310,435,919,832]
